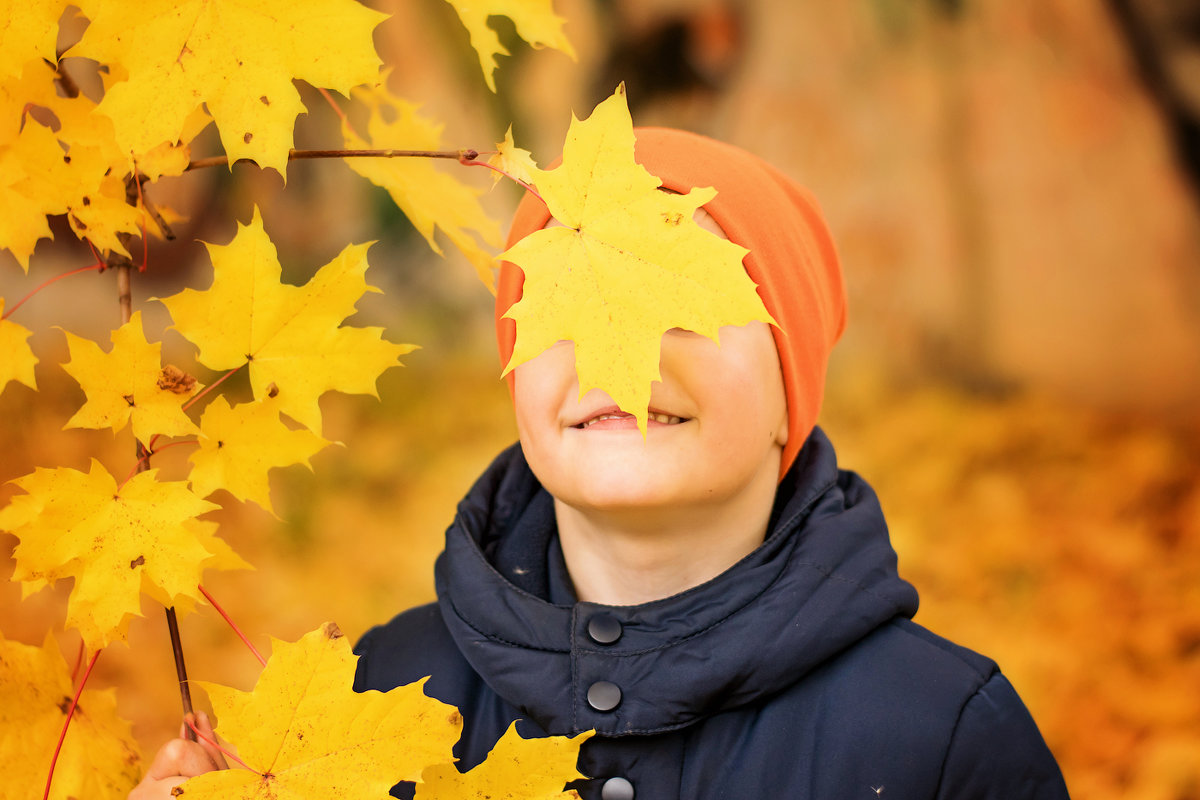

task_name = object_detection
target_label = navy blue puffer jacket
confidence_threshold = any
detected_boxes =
[354,429,1070,799]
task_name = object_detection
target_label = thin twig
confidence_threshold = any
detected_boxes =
[44,649,101,800]
[186,147,479,172]
[166,606,197,741]
[114,263,199,742]
[131,169,149,270]
[199,585,267,667]
[138,191,177,240]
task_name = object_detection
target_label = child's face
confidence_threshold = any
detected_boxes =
[512,319,788,517]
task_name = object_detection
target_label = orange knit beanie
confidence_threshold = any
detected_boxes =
[495,127,846,479]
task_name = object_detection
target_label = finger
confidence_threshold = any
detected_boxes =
[144,737,222,780]
[192,711,229,769]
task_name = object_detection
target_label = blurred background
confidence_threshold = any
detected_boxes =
[2,0,1199,798]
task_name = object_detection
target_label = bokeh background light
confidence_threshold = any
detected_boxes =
[2,1,1198,798]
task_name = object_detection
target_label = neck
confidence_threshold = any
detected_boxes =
[554,474,779,606]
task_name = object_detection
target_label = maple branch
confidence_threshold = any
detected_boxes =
[185,714,262,775]
[132,171,150,269]
[166,606,198,741]
[44,649,101,800]
[113,267,200,740]
[137,190,177,241]
[1,264,104,321]
[185,147,481,172]
[199,584,268,667]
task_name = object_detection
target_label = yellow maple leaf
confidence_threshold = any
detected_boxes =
[179,623,461,799]
[343,81,502,290]
[415,722,591,800]
[0,59,196,268]
[159,208,415,434]
[60,310,201,444]
[0,0,68,81]
[0,299,38,393]
[72,0,387,174]
[443,0,576,92]
[0,632,141,800]
[0,460,227,649]
[189,395,332,515]
[488,125,538,187]
[500,85,774,434]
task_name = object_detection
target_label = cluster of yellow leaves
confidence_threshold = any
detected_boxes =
[499,85,774,433]
[0,632,140,800]
[0,0,577,280]
[2,209,411,649]
[179,624,589,800]
[0,56,192,270]
[0,3,775,798]
[0,461,239,650]
[71,0,387,175]
[341,79,503,290]
[443,0,576,92]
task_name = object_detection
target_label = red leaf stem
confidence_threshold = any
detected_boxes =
[317,87,349,126]
[198,584,267,667]
[145,364,244,455]
[1,264,104,321]
[44,648,101,800]
[185,714,262,775]
[181,365,244,413]
[460,158,543,201]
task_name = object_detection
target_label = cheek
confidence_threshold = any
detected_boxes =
[512,343,577,441]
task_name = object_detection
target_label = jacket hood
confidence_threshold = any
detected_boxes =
[435,428,919,736]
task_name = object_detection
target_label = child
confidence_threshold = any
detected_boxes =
[132,128,1070,799]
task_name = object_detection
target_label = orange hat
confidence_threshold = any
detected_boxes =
[496,127,846,479]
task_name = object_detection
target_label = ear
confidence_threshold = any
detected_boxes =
[774,404,789,447]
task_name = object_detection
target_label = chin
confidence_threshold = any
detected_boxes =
[540,452,696,512]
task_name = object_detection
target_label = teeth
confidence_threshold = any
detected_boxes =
[579,412,683,428]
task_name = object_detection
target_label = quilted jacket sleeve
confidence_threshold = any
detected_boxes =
[935,672,1071,799]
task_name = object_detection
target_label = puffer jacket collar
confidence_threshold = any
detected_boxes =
[435,428,919,736]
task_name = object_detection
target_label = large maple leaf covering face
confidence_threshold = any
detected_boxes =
[71,0,387,173]
[500,86,775,434]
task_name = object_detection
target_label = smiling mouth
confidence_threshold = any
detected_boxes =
[574,411,685,429]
